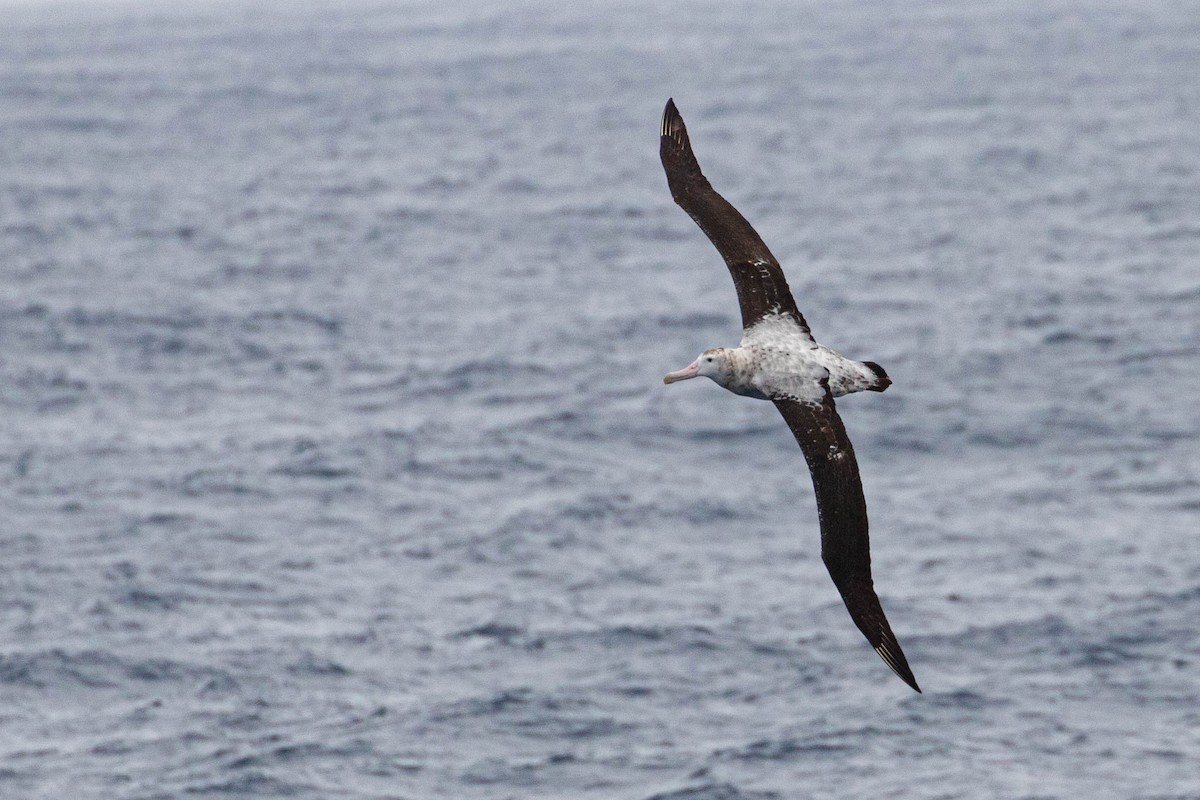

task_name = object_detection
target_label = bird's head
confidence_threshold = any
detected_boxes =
[663,348,732,387]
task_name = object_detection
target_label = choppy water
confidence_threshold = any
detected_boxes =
[1,0,1199,797]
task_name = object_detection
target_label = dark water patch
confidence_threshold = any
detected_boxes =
[679,423,780,442]
[64,306,206,332]
[560,492,644,524]
[496,176,541,194]
[1140,427,1198,445]
[271,460,357,480]
[0,302,50,322]
[1147,224,1200,243]
[1092,462,1199,498]
[131,330,214,358]
[923,688,1008,710]
[1140,284,1200,304]
[546,202,653,220]
[0,649,226,690]
[966,428,1042,449]
[432,685,633,744]
[286,652,350,677]
[405,369,499,400]
[512,713,630,740]
[523,409,598,440]
[1073,643,1144,669]
[544,624,719,653]
[1133,584,1200,608]
[1042,411,1117,439]
[0,221,59,243]
[1004,485,1069,506]
[315,177,391,198]
[341,374,411,395]
[376,204,439,223]
[450,622,528,646]
[243,309,342,336]
[678,498,744,524]
[488,493,663,544]
[876,431,939,454]
[459,755,542,787]
[126,659,200,682]
[139,511,195,528]
[431,688,535,721]
[717,736,854,760]
[1009,312,1059,330]
[176,574,273,597]
[197,674,241,697]
[181,770,316,797]
[224,740,364,771]
[219,260,314,283]
[635,221,697,243]
[923,615,1080,667]
[1,367,92,413]
[442,358,553,382]
[270,438,358,481]
[14,115,131,135]
[120,587,182,611]
[401,448,557,483]
[976,145,1047,172]
[1041,329,1118,347]
[479,388,564,407]
[643,783,782,800]
[177,468,272,498]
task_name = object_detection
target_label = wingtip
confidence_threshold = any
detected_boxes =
[661,98,684,138]
[874,642,921,693]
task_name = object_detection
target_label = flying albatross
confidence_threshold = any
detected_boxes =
[659,98,921,692]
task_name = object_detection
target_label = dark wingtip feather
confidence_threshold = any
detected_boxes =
[874,638,921,693]
[862,361,891,392]
[661,98,684,139]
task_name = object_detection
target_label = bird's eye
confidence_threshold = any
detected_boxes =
[705,357,713,363]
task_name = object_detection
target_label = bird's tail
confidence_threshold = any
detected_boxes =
[862,361,891,392]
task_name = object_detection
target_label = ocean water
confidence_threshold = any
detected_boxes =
[1,0,1198,797]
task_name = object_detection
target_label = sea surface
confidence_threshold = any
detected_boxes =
[1,1,1198,798]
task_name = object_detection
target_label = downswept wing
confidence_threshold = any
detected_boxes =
[773,392,921,692]
[660,99,812,339]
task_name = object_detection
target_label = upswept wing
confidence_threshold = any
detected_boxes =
[773,391,921,692]
[660,99,812,337]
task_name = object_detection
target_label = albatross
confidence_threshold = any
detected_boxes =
[659,98,921,692]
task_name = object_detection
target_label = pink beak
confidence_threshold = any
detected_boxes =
[663,358,700,384]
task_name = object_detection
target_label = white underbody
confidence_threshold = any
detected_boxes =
[725,313,882,404]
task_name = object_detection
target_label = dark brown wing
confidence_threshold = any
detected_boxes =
[773,392,921,692]
[660,99,812,337]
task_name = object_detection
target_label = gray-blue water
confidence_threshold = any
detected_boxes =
[1,1,1198,797]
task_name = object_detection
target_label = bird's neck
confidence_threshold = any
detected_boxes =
[717,347,769,399]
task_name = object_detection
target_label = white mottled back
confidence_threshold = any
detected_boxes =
[723,312,883,402]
